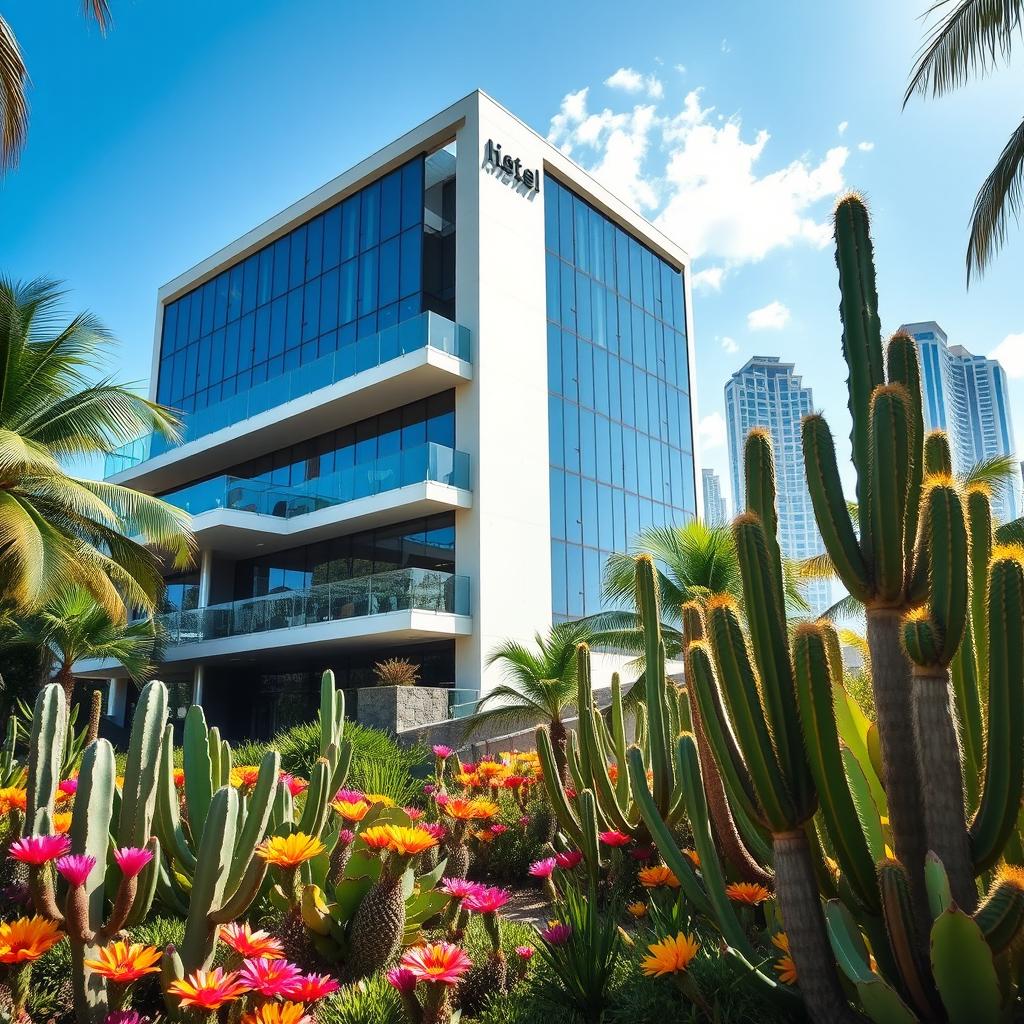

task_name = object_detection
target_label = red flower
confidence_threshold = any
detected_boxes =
[599,830,631,848]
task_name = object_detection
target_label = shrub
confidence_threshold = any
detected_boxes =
[316,972,404,1024]
[372,657,420,686]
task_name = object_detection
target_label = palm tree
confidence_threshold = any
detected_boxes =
[905,0,1024,280]
[468,621,592,780]
[1,3,111,171]
[0,277,193,621]
[2,587,162,703]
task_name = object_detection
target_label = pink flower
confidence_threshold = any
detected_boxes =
[288,973,340,1001]
[629,845,655,862]
[422,823,446,840]
[104,1014,143,1024]
[113,846,154,879]
[57,779,79,797]
[423,783,437,795]
[541,923,573,946]
[434,792,450,807]
[404,807,424,822]
[337,829,355,847]
[432,745,454,759]
[280,774,307,798]
[386,967,418,994]
[518,815,531,827]
[490,824,508,836]
[554,850,583,870]
[599,830,631,848]
[238,957,303,997]
[529,857,557,879]
[333,788,365,804]
[400,942,472,986]
[56,854,96,887]
[441,878,485,901]
[464,886,511,914]
[9,834,71,865]
[515,945,535,960]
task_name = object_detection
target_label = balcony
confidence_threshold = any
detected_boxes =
[161,444,472,553]
[104,312,472,493]
[75,568,472,675]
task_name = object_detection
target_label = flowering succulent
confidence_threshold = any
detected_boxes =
[772,932,797,985]
[598,830,631,848]
[554,850,582,870]
[104,1013,143,1024]
[331,798,371,822]
[725,882,772,906]
[515,945,535,960]
[287,973,340,1001]
[57,778,78,799]
[333,788,366,804]
[528,857,557,878]
[112,846,154,879]
[399,942,473,985]
[627,901,648,919]
[52,812,72,834]
[167,967,250,1010]
[0,788,27,814]
[241,1004,312,1024]
[539,922,572,946]
[83,941,162,983]
[8,834,71,865]
[422,822,446,841]
[463,885,510,914]
[490,823,508,836]
[386,967,418,994]
[641,932,700,977]
[432,745,454,759]
[638,865,680,889]
[257,833,325,868]
[55,853,96,887]
[279,774,308,797]
[441,878,484,901]
[0,916,64,962]
[238,957,303,998]
[218,922,284,960]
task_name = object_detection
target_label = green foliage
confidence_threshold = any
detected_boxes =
[314,972,404,1024]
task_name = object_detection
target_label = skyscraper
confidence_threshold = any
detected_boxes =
[724,356,831,613]
[702,468,727,525]
[901,322,1020,522]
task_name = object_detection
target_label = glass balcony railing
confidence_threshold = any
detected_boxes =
[105,312,471,478]
[160,443,470,521]
[158,568,470,648]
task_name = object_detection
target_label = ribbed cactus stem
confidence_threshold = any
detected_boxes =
[772,829,858,1023]
[974,868,1024,954]
[29,864,63,924]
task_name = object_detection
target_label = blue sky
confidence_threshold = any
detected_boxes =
[5,0,1024,506]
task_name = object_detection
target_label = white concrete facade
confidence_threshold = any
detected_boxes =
[85,91,696,723]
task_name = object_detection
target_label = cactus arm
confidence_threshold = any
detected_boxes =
[970,548,1024,872]
[626,746,714,922]
[330,738,353,795]
[869,386,912,603]
[180,786,239,971]
[839,748,885,863]
[967,487,993,693]
[226,750,279,892]
[743,429,787,616]
[802,414,874,601]
[154,857,190,916]
[924,431,953,477]
[536,727,584,847]
[319,669,338,755]
[297,758,330,837]
[950,626,983,811]
[154,725,197,872]
[26,684,68,835]
[886,333,925,573]
[577,789,601,885]
[116,679,167,848]
[929,907,1002,1024]
[183,706,214,841]
[211,855,269,924]
[124,837,161,928]
[609,674,631,807]
[834,193,885,551]
[793,624,880,913]
[925,483,970,665]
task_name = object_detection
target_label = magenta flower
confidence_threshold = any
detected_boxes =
[541,923,573,946]
[337,829,355,847]
[56,854,96,887]
[629,845,656,862]
[490,823,508,836]
[287,973,340,1001]
[422,823,447,840]
[333,788,365,804]
[104,1013,143,1024]
[432,745,454,759]
[386,967,418,994]
[239,957,303,997]
[515,945,535,960]
[423,783,437,795]
[113,846,154,879]
[464,885,511,914]
[9,834,71,865]
[528,857,557,879]
[404,807,424,822]
[518,815,531,827]
[434,792,450,807]
[441,878,485,901]
[58,778,79,798]
[599,830,631,848]
[555,850,583,870]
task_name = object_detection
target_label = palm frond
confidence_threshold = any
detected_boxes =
[796,551,839,581]
[82,0,113,33]
[0,16,28,173]
[967,116,1024,281]
[905,0,1023,103]
[818,592,865,623]
[996,515,1024,545]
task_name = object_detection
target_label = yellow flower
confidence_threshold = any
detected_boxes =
[52,812,72,835]
[332,799,371,822]
[725,882,772,906]
[0,788,27,814]
[83,941,161,982]
[626,901,648,919]
[382,825,439,856]
[167,967,248,1010]
[638,865,680,889]
[230,765,262,789]
[365,793,396,807]
[257,833,325,868]
[641,932,700,977]
[0,916,64,963]
[241,1002,312,1024]
[772,932,797,985]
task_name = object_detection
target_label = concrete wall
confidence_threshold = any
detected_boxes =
[356,685,450,736]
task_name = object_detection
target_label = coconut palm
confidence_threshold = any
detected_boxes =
[468,621,592,779]
[905,0,1024,279]
[0,277,193,620]
[1,587,162,703]
[1,3,111,171]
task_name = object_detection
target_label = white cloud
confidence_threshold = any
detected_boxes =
[838,120,848,135]
[699,411,727,450]
[990,334,1024,377]
[693,266,725,292]
[674,63,687,74]
[548,85,848,277]
[720,38,731,53]
[604,67,663,99]
[747,301,791,330]
[721,336,739,354]
[858,141,875,152]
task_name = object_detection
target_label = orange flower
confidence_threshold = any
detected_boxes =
[455,771,480,788]
[607,763,619,784]
[219,922,284,960]
[361,825,438,856]
[52,812,72,835]
[772,932,797,985]
[257,833,325,868]
[683,848,701,869]
[641,932,699,976]
[360,826,394,851]
[83,941,161,983]
[726,882,771,906]
[230,766,262,790]
[365,793,396,807]
[638,865,680,889]
[331,799,371,822]
[474,829,495,843]
[0,788,27,814]
[167,967,249,1010]
[444,798,498,821]
[0,917,64,963]
[241,1003,312,1024]
[626,901,648,919]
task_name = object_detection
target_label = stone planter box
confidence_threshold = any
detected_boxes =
[356,685,450,736]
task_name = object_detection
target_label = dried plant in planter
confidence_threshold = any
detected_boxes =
[373,658,421,687]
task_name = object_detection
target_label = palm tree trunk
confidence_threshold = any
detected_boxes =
[867,607,930,936]
[911,666,976,911]
[549,718,568,785]
[773,829,858,1023]
[56,661,76,708]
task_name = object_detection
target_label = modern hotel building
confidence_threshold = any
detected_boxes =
[82,91,698,739]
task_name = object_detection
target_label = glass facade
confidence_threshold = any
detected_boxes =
[544,176,695,618]
[156,154,455,415]
[232,512,456,600]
